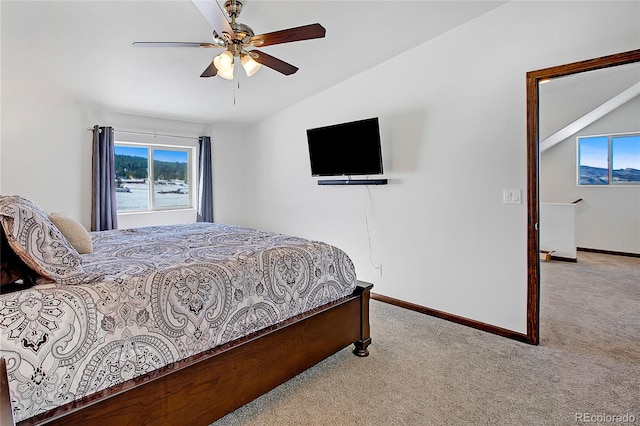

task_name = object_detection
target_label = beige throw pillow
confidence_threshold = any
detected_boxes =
[49,212,93,254]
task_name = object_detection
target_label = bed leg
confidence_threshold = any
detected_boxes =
[1,358,15,426]
[352,281,373,357]
[353,337,371,357]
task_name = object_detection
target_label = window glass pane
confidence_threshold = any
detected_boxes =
[578,136,609,185]
[153,150,190,209]
[611,135,640,183]
[114,146,149,212]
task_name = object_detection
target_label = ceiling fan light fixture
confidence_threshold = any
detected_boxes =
[213,50,235,79]
[214,50,234,71]
[217,64,235,80]
[241,54,261,77]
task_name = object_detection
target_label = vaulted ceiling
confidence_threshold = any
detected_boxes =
[1,1,507,124]
[539,61,640,151]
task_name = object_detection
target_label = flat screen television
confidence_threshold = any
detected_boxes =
[307,117,383,177]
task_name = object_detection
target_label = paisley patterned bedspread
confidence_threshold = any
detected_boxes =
[0,223,356,422]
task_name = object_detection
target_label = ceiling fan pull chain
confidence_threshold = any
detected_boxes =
[234,79,241,105]
[233,80,240,105]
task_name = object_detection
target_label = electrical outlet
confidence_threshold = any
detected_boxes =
[374,264,382,276]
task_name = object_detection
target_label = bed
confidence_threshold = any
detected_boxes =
[0,196,372,425]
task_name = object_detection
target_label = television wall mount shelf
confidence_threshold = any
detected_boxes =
[318,179,388,185]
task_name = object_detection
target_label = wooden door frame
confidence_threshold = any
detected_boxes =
[525,49,640,345]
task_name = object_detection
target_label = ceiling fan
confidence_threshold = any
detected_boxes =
[133,0,326,79]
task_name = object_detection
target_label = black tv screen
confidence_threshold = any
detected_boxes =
[306,117,383,177]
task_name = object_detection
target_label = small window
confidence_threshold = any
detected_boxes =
[611,135,640,183]
[577,133,640,185]
[115,144,193,213]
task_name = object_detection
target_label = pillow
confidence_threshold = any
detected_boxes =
[49,213,93,254]
[0,195,84,281]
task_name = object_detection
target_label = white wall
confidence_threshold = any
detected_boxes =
[540,99,640,254]
[540,203,577,259]
[217,1,640,333]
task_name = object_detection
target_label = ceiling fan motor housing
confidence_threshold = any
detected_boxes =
[231,22,254,43]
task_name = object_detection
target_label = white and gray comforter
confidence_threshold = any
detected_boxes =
[0,223,356,422]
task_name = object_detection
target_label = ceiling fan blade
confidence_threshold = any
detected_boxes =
[249,23,325,47]
[133,42,218,48]
[251,50,298,76]
[200,60,219,78]
[192,0,235,39]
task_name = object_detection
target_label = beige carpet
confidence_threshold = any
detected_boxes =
[212,252,639,425]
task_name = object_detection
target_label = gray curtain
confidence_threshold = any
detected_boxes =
[91,125,118,231]
[197,136,214,222]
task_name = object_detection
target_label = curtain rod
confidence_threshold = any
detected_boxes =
[88,127,200,141]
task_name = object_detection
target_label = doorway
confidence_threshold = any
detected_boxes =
[525,49,640,345]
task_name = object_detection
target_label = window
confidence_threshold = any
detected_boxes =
[612,135,640,183]
[115,143,193,213]
[577,133,640,185]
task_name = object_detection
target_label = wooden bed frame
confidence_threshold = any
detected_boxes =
[1,282,372,426]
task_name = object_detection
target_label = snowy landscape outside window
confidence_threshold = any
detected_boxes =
[114,143,192,212]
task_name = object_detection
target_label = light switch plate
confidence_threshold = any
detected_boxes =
[503,189,522,204]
